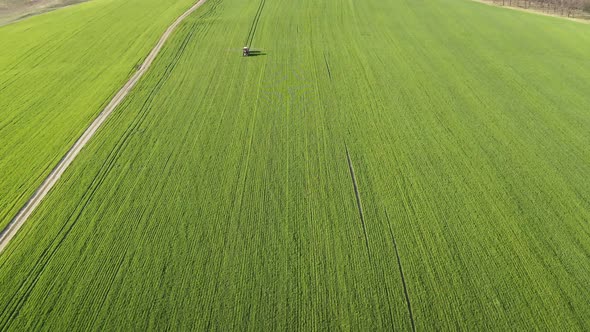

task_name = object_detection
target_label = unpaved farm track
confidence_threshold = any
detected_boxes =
[0,0,207,254]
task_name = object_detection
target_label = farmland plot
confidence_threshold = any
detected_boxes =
[0,0,196,230]
[0,0,589,330]
[0,0,87,26]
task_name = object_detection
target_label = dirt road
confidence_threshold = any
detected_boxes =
[0,0,208,254]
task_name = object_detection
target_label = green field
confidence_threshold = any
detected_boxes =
[1,0,590,329]
[0,0,85,26]
[0,0,195,229]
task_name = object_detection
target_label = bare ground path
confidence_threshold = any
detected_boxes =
[0,0,208,254]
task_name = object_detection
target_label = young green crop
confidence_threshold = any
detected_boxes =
[0,0,195,230]
[0,0,589,329]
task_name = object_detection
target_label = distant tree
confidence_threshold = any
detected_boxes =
[494,0,589,17]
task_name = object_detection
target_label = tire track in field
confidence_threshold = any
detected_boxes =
[244,0,266,48]
[323,53,332,80]
[0,0,208,254]
[385,208,416,332]
[344,144,371,258]
[342,145,414,327]
[343,147,400,325]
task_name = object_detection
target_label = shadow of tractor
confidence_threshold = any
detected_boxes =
[248,50,266,57]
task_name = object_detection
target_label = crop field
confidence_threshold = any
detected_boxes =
[1,0,590,330]
[0,0,195,230]
[0,0,87,26]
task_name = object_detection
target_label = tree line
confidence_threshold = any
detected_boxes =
[493,0,590,17]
